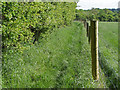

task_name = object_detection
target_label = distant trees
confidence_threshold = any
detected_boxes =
[75,8,119,22]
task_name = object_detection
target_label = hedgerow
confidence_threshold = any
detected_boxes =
[2,2,76,51]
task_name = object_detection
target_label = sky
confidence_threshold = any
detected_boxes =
[76,0,120,10]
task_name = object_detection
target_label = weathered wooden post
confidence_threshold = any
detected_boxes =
[88,25,91,44]
[85,20,87,29]
[84,20,85,28]
[91,20,99,80]
[84,20,87,29]
[86,22,89,37]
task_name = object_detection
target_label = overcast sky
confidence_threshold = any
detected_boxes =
[76,0,120,10]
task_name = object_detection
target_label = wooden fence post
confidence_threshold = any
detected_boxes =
[86,22,89,37]
[84,20,87,28]
[84,21,85,27]
[91,20,99,80]
[88,26,91,44]
[85,20,87,29]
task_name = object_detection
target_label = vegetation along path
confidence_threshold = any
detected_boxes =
[2,22,107,88]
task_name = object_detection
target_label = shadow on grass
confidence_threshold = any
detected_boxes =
[55,64,68,88]
[98,50,119,89]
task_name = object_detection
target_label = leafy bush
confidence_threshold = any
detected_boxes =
[2,2,76,51]
[2,2,77,67]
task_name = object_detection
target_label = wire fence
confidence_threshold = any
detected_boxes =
[83,20,119,89]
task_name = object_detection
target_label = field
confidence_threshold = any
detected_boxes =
[98,22,118,88]
[2,22,108,88]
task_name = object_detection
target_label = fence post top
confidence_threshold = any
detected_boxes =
[91,19,98,22]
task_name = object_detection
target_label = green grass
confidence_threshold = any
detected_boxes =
[2,22,107,88]
[0,67,1,90]
[98,22,118,88]
[0,29,1,89]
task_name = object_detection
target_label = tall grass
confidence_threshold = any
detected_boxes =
[2,22,106,88]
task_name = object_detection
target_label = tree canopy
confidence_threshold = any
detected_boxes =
[75,8,119,22]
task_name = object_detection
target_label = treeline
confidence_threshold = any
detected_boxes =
[2,2,76,52]
[75,8,119,22]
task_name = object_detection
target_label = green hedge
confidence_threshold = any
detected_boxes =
[2,2,76,52]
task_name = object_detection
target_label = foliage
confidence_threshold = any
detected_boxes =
[2,22,107,88]
[75,8,119,22]
[2,2,76,50]
[2,2,77,88]
[2,2,77,68]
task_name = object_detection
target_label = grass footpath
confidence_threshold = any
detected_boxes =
[2,22,106,88]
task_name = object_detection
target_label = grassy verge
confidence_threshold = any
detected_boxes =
[2,22,106,88]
